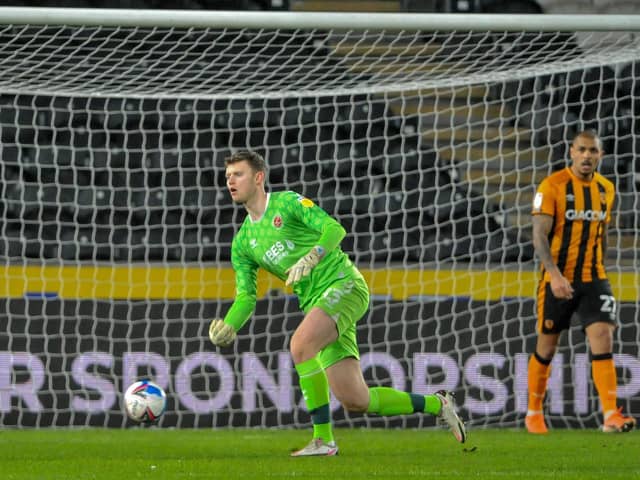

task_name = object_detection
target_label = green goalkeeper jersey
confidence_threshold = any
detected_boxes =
[223,190,362,332]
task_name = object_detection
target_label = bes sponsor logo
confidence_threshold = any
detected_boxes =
[565,209,606,221]
[263,241,287,264]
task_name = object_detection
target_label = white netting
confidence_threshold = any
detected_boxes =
[1,24,640,97]
[0,10,638,429]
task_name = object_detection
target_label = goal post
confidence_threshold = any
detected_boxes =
[0,7,639,430]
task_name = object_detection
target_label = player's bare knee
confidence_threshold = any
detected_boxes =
[336,393,369,413]
[289,344,306,365]
[289,335,312,364]
[342,399,368,413]
[536,348,556,361]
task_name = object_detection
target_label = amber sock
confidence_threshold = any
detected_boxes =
[591,353,617,415]
[527,352,552,413]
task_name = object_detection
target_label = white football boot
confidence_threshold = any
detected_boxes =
[290,438,339,457]
[435,390,467,443]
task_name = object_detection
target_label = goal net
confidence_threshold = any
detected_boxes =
[1,8,639,430]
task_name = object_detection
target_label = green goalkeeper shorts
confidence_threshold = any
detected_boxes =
[313,274,370,370]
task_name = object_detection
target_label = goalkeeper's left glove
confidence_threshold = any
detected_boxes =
[209,319,237,347]
[285,246,324,286]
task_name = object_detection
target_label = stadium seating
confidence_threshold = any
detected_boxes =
[5,32,637,265]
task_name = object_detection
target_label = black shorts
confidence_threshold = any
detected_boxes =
[536,279,617,334]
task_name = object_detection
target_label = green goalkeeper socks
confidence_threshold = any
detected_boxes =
[367,387,441,416]
[295,360,442,441]
[295,357,334,443]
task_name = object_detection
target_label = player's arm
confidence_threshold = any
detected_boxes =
[314,215,346,254]
[602,184,616,260]
[532,213,573,299]
[285,196,346,285]
[209,244,258,347]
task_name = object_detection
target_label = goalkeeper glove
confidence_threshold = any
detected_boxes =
[285,246,324,286]
[209,319,237,347]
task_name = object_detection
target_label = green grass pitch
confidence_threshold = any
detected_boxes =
[1,428,637,479]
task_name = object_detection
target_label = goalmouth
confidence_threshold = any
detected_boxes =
[0,7,638,430]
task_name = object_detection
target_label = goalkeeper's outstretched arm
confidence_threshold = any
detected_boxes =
[209,242,258,347]
[209,291,256,347]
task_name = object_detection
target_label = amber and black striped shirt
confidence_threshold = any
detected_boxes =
[532,167,615,283]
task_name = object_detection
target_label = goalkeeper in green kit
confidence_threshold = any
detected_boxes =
[209,151,466,456]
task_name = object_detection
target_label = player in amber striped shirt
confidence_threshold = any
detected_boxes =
[526,130,635,434]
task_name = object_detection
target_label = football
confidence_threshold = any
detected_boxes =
[123,379,167,423]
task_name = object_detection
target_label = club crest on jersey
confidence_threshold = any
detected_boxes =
[297,195,314,208]
[273,215,283,228]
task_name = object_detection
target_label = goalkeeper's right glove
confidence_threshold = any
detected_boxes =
[209,319,237,347]
[285,246,324,286]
